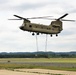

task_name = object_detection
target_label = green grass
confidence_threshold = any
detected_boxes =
[0,58,76,71]
[0,64,76,71]
[0,58,76,63]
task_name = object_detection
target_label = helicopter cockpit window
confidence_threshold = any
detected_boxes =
[22,23,25,26]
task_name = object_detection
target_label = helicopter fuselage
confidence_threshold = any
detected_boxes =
[20,20,63,36]
[10,13,75,36]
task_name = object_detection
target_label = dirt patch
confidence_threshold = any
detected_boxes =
[0,69,40,75]
[0,69,76,75]
[15,69,76,75]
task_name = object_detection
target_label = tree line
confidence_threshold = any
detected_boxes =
[0,51,76,58]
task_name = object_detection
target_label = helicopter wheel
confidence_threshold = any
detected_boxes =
[56,34,58,37]
[37,32,39,35]
[50,34,52,37]
[32,32,35,36]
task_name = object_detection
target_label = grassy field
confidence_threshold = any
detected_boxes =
[0,58,76,63]
[0,58,76,71]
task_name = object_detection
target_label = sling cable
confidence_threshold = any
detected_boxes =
[35,34,48,57]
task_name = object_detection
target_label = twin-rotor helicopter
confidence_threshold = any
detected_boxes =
[9,13,75,37]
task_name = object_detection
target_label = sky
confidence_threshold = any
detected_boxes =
[0,0,76,52]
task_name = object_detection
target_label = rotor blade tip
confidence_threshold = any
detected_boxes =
[66,13,68,15]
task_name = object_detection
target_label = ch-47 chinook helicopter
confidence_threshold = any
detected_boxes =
[9,13,75,37]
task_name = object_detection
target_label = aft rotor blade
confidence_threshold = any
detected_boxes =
[61,19,76,22]
[57,13,68,20]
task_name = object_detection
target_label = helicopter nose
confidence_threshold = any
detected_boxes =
[19,26,25,31]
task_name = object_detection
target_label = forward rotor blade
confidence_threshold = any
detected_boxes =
[14,15,25,19]
[8,19,22,20]
[36,18,56,20]
[14,15,52,20]
[57,13,68,20]
[14,15,30,22]
[27,16,52,19]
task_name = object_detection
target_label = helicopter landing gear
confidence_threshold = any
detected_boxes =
[32,32,35,36]
[32,32,39,36]
[50,34,52,37]
[56,34,58,37]
[37,32,39,35]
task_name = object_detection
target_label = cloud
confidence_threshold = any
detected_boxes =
[0,0,8,4]
[0,0,76,52]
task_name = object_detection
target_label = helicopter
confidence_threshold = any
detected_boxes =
[9,13,75,37]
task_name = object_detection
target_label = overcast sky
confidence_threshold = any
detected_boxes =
[0,0,76,52]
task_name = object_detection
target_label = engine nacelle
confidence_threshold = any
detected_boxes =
[51,21,62,27]
[50,20,63,31]
[19,26,25,31]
